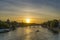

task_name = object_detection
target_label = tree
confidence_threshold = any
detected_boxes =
[50,19,59,28]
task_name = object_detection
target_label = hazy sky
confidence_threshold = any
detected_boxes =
[0,0,60,23]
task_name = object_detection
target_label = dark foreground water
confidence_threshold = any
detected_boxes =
[0,26,60,40]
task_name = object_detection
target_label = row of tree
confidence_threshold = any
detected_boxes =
[0,19,41,29]
[0,19,20,30]
[41,19,60,29]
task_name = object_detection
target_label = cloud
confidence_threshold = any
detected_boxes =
[0,0,60,19]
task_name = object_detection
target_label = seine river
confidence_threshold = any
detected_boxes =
[0,26,60,40]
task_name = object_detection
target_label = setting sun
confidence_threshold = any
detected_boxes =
[26,18,30,23]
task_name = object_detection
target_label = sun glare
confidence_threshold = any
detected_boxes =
[26,18,30,23]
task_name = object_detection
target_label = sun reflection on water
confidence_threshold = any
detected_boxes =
[24,26,32,40]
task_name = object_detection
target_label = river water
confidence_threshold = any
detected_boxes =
[0,26,60,40]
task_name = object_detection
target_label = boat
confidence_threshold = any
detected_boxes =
[0,29,10,33]
[36,30,39,32]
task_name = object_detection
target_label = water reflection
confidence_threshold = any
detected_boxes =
[24,26,31,40]
[24,27,32,34]
[0,26,60,40]
[52,33,59,40]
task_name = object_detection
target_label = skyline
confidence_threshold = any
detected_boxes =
[0,0,60,23]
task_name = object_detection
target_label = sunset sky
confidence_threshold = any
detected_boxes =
[0,0,60,23]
